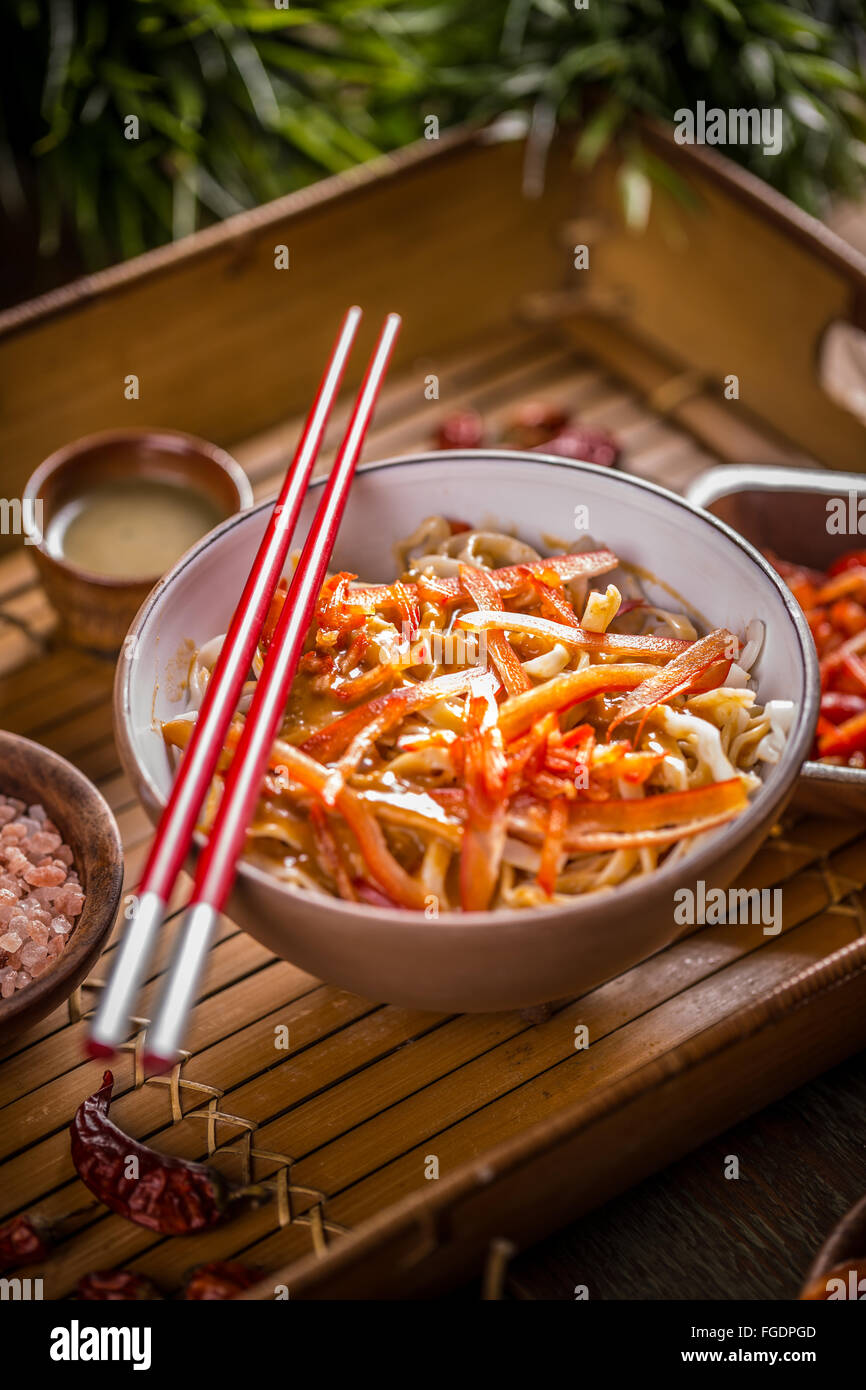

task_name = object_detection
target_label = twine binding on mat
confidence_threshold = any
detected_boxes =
[67,981,349,1257]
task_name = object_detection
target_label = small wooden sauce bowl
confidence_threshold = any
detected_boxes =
[0,732,124,1044]
[24,427,253,653]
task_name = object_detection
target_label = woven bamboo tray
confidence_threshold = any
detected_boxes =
[1,126,866,1300]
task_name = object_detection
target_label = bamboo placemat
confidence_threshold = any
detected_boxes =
[2,325,865,1300]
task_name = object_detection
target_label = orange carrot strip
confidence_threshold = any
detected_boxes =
[537,798,567,896]
[459,564,530,697]
[606,629,736,736]
[270,740,429,910]
[301,668,479,763]
[498,663,658,741]
[348,550,619,612]
[456,609,690,661]
[459,698,509,911]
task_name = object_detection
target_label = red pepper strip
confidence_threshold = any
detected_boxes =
[261,577,288,652]
[559,721,595,750]
[820,691,866,723]
[459,564,530,697]
[270,739,430,909]
[301,668,479,763]
[498,663,658,741]
[819,628,866,686]
[348,551,620,612]
[70,1072,229,1234]
[560,810,744,852]
[607,629,736,736]
[520,567,581,627]
[537,798,568,896]
[392,579,421,638]
[814,568,866,604]
[817,708,866,758]
[332,663,396,703]
[509,778,747,848]
[308,804,358,901]
[828,550,866,577]
[456,609,690,662]
[566,778,746,835]
[505,713,557,796]
[459,700,508,911]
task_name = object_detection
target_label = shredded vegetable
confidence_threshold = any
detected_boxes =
[162,519,787,911]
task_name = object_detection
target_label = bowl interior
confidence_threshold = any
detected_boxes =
[119,452,817,922]
[25,428,253,585]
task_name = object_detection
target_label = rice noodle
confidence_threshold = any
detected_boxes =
[162,516,790,912]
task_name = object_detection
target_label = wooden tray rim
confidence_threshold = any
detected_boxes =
[3,118,865,344]
[253,923,866,1297]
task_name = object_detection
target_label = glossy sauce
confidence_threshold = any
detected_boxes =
[46,478,223,578]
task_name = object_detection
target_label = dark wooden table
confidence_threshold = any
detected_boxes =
[495,1049,866,1299]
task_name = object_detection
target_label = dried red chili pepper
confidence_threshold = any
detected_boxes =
[0,1213,52,1273]
[435,410,484,450]
[75,1270,163,1301]
[533,424,621,468]
[183,1261,261,1300]
[70,1071,264,1235]
[504,400,570,450]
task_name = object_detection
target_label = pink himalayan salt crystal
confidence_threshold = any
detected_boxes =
[0,823,28,843]
[0,798,84,996]
[19,941,47,970]
[55,888,84,917]
[28,830,62,856]
[24,862,66,887]
[27,919,50,946]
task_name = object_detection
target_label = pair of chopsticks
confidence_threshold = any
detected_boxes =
[88,308,401,1071]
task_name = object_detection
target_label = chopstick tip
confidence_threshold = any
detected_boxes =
[142,1050,175,1077]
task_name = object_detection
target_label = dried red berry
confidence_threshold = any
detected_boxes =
[435,410,484,450]
[505,401,570,449]
[183,1261,261,1300]
[75,1270,163,1300]
[534,425,621,468]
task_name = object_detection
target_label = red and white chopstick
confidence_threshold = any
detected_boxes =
[88,307,363,1059]
[142,313,401,1071]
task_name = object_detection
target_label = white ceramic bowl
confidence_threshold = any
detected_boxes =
[115,452,818,1011]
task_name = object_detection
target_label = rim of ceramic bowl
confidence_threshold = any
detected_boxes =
[115,450,819,932]
[23,426,254,589]
[0,731,124,1027]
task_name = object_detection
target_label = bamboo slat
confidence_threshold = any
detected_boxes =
[1,284,865,1302]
